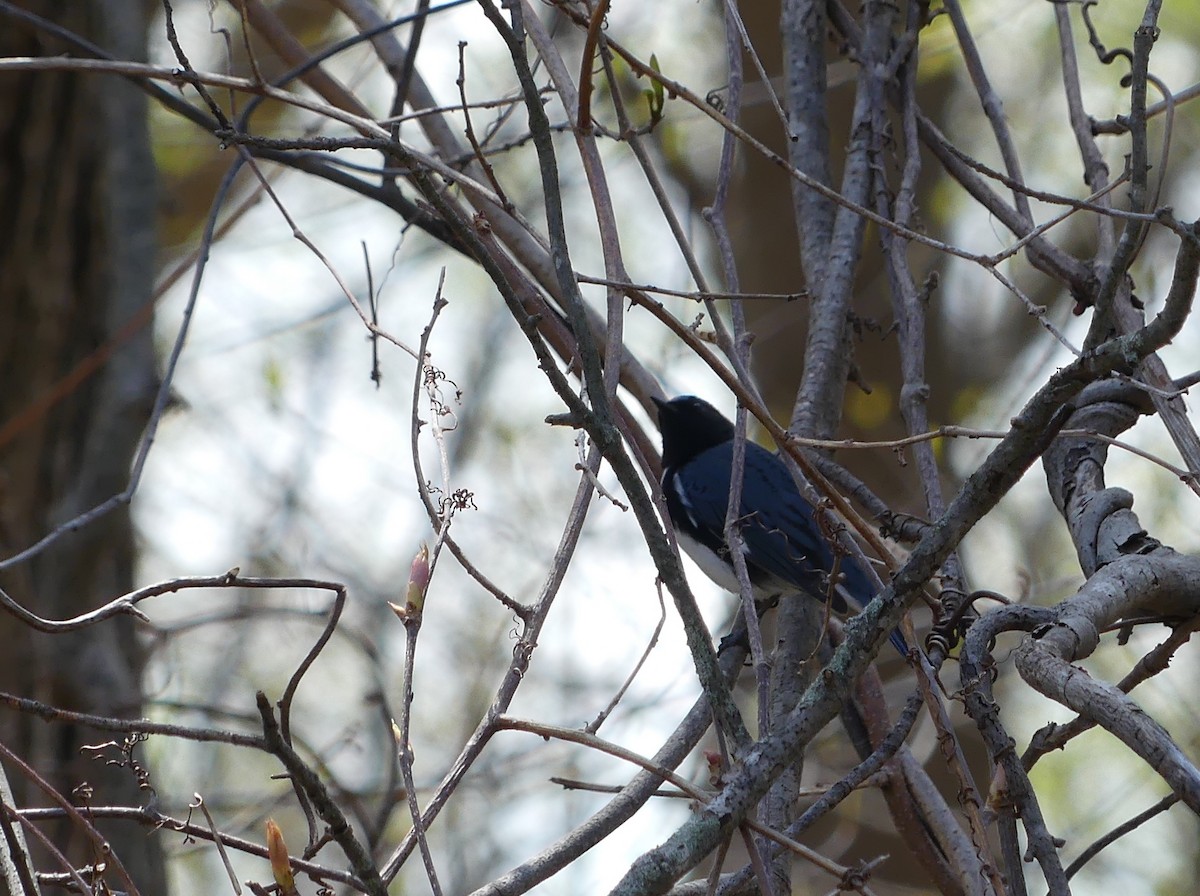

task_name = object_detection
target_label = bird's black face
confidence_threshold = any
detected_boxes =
[652,395,736,468]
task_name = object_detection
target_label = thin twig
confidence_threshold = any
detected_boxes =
[586,588,668,735]
[491,716,878,890]
[1064,793,1181,880]
[0,741,140,896]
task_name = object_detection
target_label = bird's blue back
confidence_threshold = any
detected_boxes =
[666,439,876,613]
[653,394,908,655]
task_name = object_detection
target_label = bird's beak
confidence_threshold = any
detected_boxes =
[650,396,671,427]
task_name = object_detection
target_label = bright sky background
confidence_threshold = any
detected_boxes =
[128,2,1200,893]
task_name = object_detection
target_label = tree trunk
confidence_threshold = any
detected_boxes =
[0,2,165,891]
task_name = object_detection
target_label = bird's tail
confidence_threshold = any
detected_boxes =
[834,559,911,658]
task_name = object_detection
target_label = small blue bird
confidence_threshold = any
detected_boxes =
[652,394,906,654]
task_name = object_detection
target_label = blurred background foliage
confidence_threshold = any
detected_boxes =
[141,2,1200,893]
[4,0,1199,892]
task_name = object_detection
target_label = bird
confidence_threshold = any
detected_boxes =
[651,394,907,655]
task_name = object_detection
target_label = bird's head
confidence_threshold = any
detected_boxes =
[651,395,736,468]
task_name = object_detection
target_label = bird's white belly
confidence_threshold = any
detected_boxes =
[674,528,746,595]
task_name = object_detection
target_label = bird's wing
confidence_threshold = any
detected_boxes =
[664,446,736,559]
[734,445,844,601]
[674,441,905,653]
[736,448,903,649]
[685,442,881,610]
